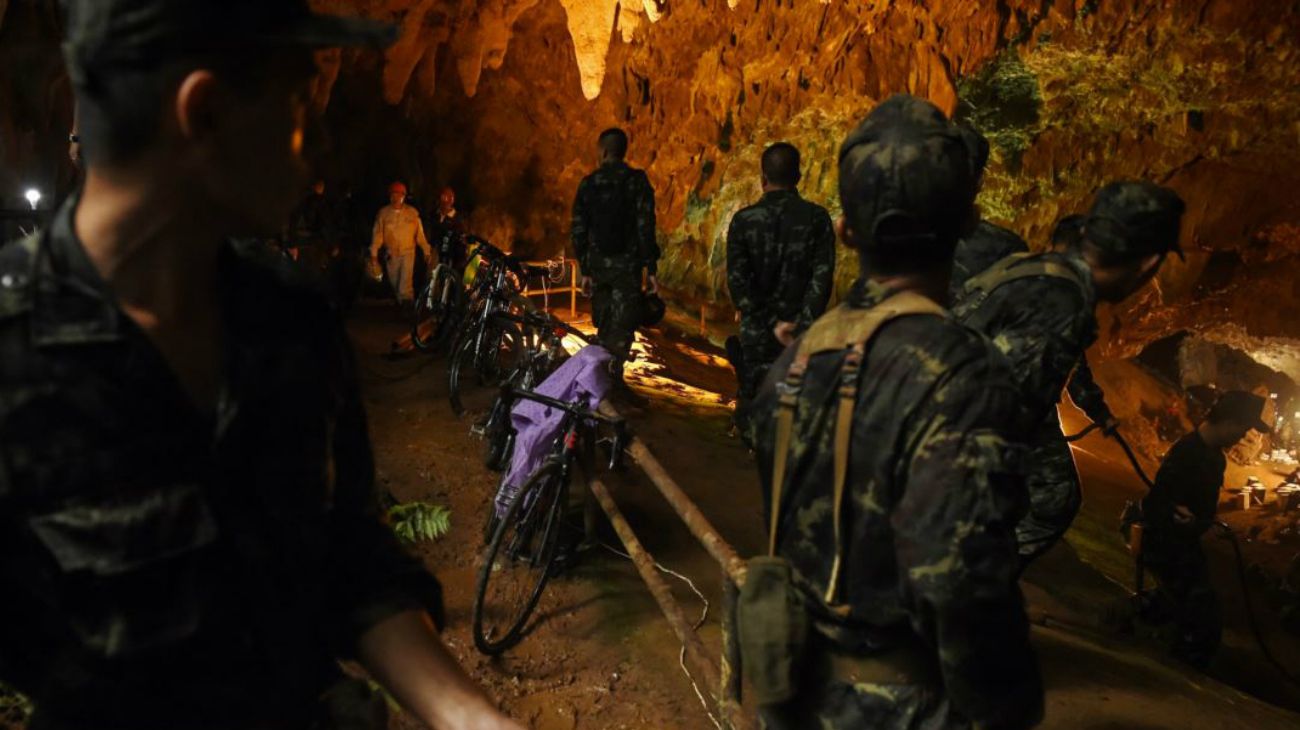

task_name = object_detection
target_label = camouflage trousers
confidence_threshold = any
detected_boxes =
[591,269,642,374]
[1015,411,1083,567]
[759,672,967,729]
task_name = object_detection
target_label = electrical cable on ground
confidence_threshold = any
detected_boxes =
[598,541,723,730]
[1218,524,1300,688]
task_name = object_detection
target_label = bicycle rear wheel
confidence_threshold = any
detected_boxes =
[473,462,568,655]
[412,267,460,352]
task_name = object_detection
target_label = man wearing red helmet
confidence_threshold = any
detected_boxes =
[371,180,431,303]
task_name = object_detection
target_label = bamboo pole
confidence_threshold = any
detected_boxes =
[587,478,746,729]
[624,434,749,587]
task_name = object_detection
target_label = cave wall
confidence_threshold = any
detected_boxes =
[2,0,1299,379]
[308,0,1300,368]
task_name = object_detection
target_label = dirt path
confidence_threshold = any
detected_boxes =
[351,301,1300,729]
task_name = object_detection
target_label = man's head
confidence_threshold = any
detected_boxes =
[439,186,456,213]
[388,181,408,208]
[837,95,978,277]
[311,179,326,196]
[1202,391,1272,448]
[63,0,395,235]
[761,142,801,190]
[598,128,629,162]
[1073,181,1185,303]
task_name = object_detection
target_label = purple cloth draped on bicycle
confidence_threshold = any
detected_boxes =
[495,344,614,517]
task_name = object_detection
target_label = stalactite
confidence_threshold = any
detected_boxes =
[559,0,619,100]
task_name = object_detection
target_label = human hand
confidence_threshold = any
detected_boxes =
[773,321,798,347]
[646,274,659,294]
[1172,505,1195,525]
[580,276,593,297]
[1101,417,1121,437]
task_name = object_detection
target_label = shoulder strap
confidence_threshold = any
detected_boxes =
[963,252,1088,298]
[767,290,946,605]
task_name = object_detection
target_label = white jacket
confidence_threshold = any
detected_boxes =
[371,204,430,258]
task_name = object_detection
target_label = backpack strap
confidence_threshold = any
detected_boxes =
[961,252,1090,304]
[767,290,947,606]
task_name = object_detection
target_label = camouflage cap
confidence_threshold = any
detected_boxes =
[63,0,396,79]
[838,95,977,250]
[1083,181,1186,260]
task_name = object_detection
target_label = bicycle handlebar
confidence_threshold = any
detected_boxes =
[498,384,625,428]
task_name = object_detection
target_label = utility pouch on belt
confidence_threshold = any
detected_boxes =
[737,290,945,706]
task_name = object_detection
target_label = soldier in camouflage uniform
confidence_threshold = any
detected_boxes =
[726,142,836,437]
[949,127,1029,301]
[571,128,660,380]
[0,3,523,729]
[952,182,1186,567]
[752,94,1043,730]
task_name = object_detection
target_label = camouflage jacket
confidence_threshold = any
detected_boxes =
[0,199,440,729]
[752,278,1042,728]
[725,189,836,329]
[571,160,660,278]
[948,221,1029,302]
[952,250,1113,428]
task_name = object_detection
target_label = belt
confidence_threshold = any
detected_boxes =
[822,639,940,686]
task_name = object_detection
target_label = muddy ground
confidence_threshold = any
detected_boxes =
[352,300,1300,729]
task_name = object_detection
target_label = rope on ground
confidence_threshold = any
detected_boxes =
[598,541,723,730]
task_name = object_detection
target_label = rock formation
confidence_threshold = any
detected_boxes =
[3,0,1300,405]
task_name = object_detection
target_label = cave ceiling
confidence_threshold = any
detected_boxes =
[3,0,1300,380]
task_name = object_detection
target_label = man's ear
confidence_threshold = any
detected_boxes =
[175,70,219,142]
[835,216,858,250]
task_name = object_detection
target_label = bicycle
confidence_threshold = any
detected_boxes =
[410,230,468,352]
[472,385,629,655]
[474,310,594,473]
[447,238,553,417]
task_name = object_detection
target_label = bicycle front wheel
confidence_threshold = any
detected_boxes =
[472,461,568,655]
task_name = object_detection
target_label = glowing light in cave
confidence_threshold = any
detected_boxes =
[560,323,733,411]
